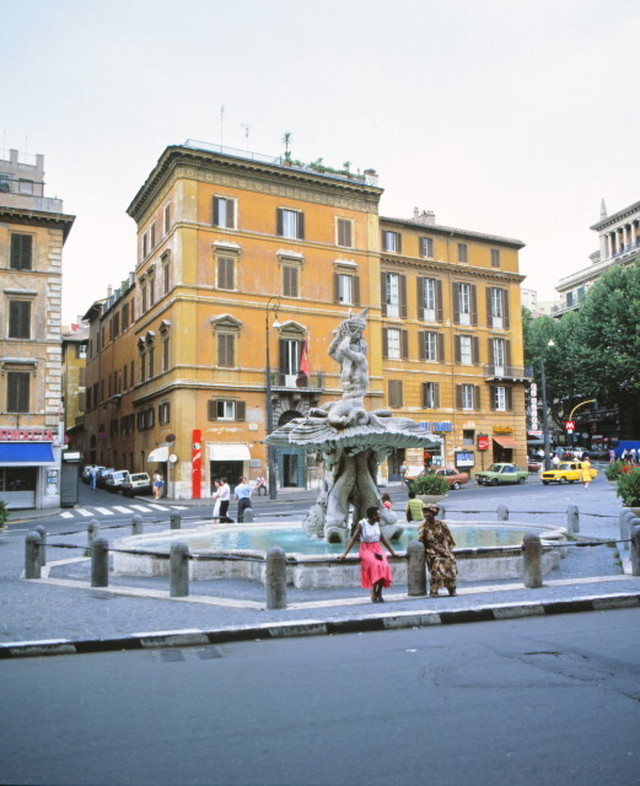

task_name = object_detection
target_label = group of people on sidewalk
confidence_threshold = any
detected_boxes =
[211,476,260,523]
[338,496,457,603]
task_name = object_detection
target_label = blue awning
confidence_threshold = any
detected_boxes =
[0,442,56,466]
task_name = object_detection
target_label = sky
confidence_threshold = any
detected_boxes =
[3,0,639,325]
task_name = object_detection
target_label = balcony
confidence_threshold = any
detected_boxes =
[270,370,325,392]
[484,365,530,382]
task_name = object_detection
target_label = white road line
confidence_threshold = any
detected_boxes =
[147,504,167,510]
[130,505,152,512]
[94,507,114,515]
[75,508,94,517]
[114,506,132,514]
[60,511,74,518]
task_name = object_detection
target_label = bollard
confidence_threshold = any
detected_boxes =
[25,531,42,579]
[91,536,109,587]
[131,513,143,535]
[437,503,446,519]
[522,532,543,588]
[407,540,427,596]
[619,510,636,552]
[631,524,640,576]
[87,519,100,547]
[170,540,190,597]
[496,504,509,521]
[34,524,47,567]
[170,512,182,530]
[243,507,254,523]
[566,504,580,534]
[265,546,287,609]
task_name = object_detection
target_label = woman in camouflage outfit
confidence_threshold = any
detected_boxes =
[418,503,457,597]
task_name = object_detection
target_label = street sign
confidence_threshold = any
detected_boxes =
[565,420,575,432]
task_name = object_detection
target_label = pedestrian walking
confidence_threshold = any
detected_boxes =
[418,503,457,597]
[217,478,233,522]
[581,458,593,489]
[234,477,253,523]
[337,505,398,603]
[89,464,98,490]
[211,479,221,523]
[153,471,164,499]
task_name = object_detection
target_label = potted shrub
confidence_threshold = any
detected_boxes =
[409,472,449,503]
[615,467,640,516]
[605,459,628,482]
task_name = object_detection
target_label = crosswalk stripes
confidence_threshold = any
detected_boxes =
[58,503,191,520]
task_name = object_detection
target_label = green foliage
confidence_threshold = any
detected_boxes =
[0,501,8,528]
[615,467,640,507]
[409,472,449,496]
[605,460,627,481]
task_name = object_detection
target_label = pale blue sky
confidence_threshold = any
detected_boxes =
[3,0,638,323]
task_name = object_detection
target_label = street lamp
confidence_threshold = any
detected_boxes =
[540,339,555,471]
[265,297,281,500]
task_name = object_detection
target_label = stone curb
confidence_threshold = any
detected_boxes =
[2,590,638,660]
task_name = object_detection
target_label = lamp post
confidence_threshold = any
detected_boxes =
[540,339,555,471]
[567,398,597,450]
[265,297,281,500]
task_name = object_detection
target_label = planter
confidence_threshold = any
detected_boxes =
[417,494,448,506]
[624,506,640,518]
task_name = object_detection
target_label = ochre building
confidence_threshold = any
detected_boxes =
[81,143,526,498]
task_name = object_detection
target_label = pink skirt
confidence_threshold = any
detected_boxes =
[359,542,393,589]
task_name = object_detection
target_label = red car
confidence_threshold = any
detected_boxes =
[423,467,469,490]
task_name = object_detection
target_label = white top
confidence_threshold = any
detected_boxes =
[359,518,381,543]
[218,482,230,501]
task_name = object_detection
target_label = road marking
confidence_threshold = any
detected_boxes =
[114,505,132,514]
[60,511,74,518]
[130,504,152,512]
[76,508,94,517]
[94,507,114,515]
[147,504,167,510]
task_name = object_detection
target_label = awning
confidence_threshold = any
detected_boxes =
[0,442,55,466]
[148,446,169,463]
[208,444,251,462]
[493,435,518,449]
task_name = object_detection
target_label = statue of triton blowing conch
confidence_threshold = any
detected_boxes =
[266,309,441,543]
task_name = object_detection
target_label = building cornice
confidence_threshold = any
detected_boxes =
[0,205,75,241]
[380,215,525,249]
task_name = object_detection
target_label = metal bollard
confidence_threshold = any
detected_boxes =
[170,540,190,597]
[566,504,580,534]
[265,546,287,609]
[87,519,100,547]
[407,540,427,596]
[170,512,182,530]
[243,507,254,523]
[25,531,42,579]
[91,536,109,587]
[522,532,543,588]
[131,513,143,535]
[34,524,47,567]
[631,525,640,577]
[496,504,509,521]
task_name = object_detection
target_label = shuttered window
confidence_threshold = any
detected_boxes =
[8,301,31,339]
[10,234,32,270]
[422,382,440,409]
[213,197,236,228]
[7,372,30,412]
[388,380,403,408]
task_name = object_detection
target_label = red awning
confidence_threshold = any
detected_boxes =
[493,435,518,449]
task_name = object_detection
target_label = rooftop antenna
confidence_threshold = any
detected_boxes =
[241,122,252,152]
[220,105,225,152]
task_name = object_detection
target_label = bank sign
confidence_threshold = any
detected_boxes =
[0,428,55,442]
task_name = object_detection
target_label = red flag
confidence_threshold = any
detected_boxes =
[299,338,310,376]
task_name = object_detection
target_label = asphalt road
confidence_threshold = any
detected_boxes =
[1,607,638,786]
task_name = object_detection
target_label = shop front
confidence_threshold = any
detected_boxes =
[208,443,251,492]
[0,428,60,509]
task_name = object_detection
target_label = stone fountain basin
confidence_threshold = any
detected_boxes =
[112,520,566,589]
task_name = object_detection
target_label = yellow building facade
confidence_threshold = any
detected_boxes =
[81,143,527,498]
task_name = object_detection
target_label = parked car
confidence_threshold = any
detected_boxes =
[423,467,469,490]
[104,469,130,492]
[96,468,115,488]
[121,472,152,497]
[540,461,598,485]
[475,463,528,486]
[528,457,543,472]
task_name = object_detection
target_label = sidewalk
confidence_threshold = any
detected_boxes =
[1,484,639,659]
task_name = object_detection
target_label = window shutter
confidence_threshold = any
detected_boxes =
[474,385,480,410]
[488,338,494,365]
[417,277,424,318]
[486,287,493,325]
[489,386,496,411]
[435,279,443,322]
[401,330,408,359]
[456,385,462,409]
[276,208,283,236]
[472,336,479,364]
[454,335,461,363]
[298,211,305,239]
[503,290,510,328]
[380,272,387,316]
[236,401,246,421]
[506,387,513,411]
[227,199,235,228]
[208,400,217,420]
[399,274,407,318]
[418,331,425,360]
[437,333,444,362]
[505,340,512,371]
[453,283,460,324]
[353,275,360,306]
[212,197,219,226]
[470,284,478,326]
[333,273,340,303]
[434,382,440,408]
[382,328,389,358]
[397,233,402,254]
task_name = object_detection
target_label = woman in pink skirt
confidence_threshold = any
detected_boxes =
[338,505,399,603]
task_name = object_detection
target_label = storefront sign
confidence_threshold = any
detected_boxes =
[493,426,513,434]
[0,428,54,442]
[192,428,202,499]
[418,421,453,432]
[477,434,489,451]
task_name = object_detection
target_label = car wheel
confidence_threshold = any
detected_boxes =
[559,477,568,485]
[491,478,499,486]
[452,482,461,490]
[542,480,549,485]
[518,477,526,484]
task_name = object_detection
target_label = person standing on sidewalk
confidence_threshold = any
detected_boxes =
[217,478,232,522]
[89,464,98,490]
[418,503,457,598]
[234,477,253,523]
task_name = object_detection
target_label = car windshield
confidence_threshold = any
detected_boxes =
[487,465,502,472]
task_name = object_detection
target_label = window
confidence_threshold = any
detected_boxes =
[208,399,246,421]
[457,384,479,410]
[453,282,476,326]
[566,291,574,308]
[381,272,406,318]
[279,338,302,384]
[487,287,508,329]
[491,248,501,268]
[8,301,31,339]
[150,222,156,250]
[491,385,512,411]
[382,230,401,253]
[147,269,155,307]
[417,277,442,322]
[162,335,170,371]
[142,233,148,259]
[147,344,155,377]
[490,338,510,375]
[162,257,171,295]
[388,380,403,408]
[164,203,171,235]
[140,281,148,313]
[463,429,475,446]
[336,218,353,248]
[217,333,235,368]
[419,237,434,258]
[282,265,299,297]
[122,302,129,330]
[384,328,408,360]
[213,196,236,228]
[7,371,30,412]
[10,234,32,270]
[77,344,87,359]
[422,382,440,409]
[457,242,468,263]
[419,331,443,362]
[455,335,479,365]
[334,272,360,305]
[216,256,235,290]
[277,208,304,239]
[159,402,171,424]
